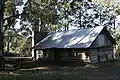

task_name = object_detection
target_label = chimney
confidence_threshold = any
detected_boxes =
[32,31,48,60]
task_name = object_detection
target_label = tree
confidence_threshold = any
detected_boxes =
[92,0,120,14]
[4,25,32,56]
[3,0,21,55]
[0,0,5,69]
[2,0,120,59]
[20,0,58,59]
[21,0,57,32]
[56,0,116,30]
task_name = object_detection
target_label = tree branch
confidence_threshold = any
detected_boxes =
[4,12,25,21]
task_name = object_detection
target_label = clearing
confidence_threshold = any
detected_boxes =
[0,59,120,80]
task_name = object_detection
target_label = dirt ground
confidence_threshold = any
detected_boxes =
[0,59,120,80]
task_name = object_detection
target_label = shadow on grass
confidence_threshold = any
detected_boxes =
[1,59,120,80]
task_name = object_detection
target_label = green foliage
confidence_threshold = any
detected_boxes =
[5,0,14,17]
[108,27,120,57]
[3,0,32,56]
[21,0,57,32]
[56,0,116,30]
[109,28,120,44]
[92,0,120,15]
[4,26,32,56]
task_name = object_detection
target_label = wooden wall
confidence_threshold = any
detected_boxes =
[91,32,112,48]
[52,49,91,64]
[90,46,114,64]
[36,46,114,64]
[36,49,90,65]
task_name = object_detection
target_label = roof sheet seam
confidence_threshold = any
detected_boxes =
[73,27,95,47]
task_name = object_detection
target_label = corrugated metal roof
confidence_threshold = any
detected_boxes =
[34,26,106,49]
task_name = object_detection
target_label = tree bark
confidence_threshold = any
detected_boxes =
[0,0,5,69]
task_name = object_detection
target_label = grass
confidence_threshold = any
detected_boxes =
[0,59,120,80]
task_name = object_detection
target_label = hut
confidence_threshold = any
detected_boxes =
[33,26,116,64]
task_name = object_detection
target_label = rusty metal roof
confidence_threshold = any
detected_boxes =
[34,26,114,49]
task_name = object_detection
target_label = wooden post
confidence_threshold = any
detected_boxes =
[98,55,100,63]
[34,49,37,60]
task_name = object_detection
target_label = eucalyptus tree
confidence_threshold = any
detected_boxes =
[3,0,120,58]
[21,0,57,32]
[92,0,120,14]
[3,0,27,56]
[0,0,5,69]
[57,0,118,30]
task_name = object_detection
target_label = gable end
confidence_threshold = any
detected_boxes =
[90,27,116,48]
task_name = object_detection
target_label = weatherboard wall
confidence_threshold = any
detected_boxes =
[89,46,114,63]
[90,31,112,48]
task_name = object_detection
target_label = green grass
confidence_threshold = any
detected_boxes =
[0,59,120,80]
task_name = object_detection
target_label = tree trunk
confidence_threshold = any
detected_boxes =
[0,0,5,69]
[32,30,35,58]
